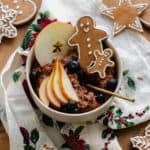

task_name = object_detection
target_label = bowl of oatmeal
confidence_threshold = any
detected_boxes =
[26,20,122,123]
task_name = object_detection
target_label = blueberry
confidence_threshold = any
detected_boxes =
[60,106,68,113]
[66,101,77,112]
[60,101,80,114]
[106,78,117,91]
[67,60,80,73]
[30,71,40,81]
[95,92,106,104]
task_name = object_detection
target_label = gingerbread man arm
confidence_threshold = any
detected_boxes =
[68,32,80,46]
[96,29,108,41]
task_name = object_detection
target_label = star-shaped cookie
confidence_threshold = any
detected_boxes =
[88,49,114,78]
[101,0,148,36]
[131,123,150,150]
[0,2,17,43]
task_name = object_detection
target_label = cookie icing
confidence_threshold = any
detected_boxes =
[88,49,115,78]
[0,2,17,43]
[101,0,148,36]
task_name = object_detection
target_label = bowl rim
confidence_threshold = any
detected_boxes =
[26,40,122,117]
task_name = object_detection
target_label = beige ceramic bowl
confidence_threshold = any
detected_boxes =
[26,40,122,123]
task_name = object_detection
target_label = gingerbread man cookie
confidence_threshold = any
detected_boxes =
[1,0,37,25]
[0,2,17,43]
[101,0,148,36]
[88,49,115,78]
[68,16,108,69]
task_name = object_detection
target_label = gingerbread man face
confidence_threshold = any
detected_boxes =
[77,16,94,33]
[1,0,37,25]
[68,16,108,69]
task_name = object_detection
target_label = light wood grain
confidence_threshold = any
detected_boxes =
[0,129,9,150]
[0,0,149,149]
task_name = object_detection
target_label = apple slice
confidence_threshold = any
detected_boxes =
[35,22,75,66]
[38,77,49,106]
[51,59,68,104]
[46,69,61,108]
[59,60,79,102]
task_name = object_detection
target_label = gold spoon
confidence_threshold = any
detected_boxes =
[87,84,135,102]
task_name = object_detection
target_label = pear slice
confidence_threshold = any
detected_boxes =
[51,59,68,104]
[59,60,79,102]
[46,69,61,108]
[35,22,75,66]
[38,77,49,106]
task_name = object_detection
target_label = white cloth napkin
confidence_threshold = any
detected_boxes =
[0,0,150,150]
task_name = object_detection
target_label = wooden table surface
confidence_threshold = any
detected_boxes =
[0,0,149,149]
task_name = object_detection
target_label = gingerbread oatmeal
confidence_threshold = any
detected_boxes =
[30,48,118,113]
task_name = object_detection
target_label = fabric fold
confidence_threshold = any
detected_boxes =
[0,0,150,149]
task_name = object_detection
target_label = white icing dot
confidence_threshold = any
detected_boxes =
[18,10,23,15]
[86,22,90,25]
[88,51,92,55]
[87,44,91,48]
[80,23,84,27]
[13,0,18,3]
[86,37,90,42]
[16,5,20,9]
[5,5,9,9]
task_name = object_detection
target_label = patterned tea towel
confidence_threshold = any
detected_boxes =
[0,0,150,150]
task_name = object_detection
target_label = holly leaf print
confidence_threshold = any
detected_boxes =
[85,144,91,150]
[30,128,39,144]
[20,127,30,144]
[30,24,40,32]
[103,117,109,126]
[75,126,84,135]
[61,143,70,149]
[126,121,134,127]
[127,76,136,90]
[24,145,35,150]
[145,105,150,111]
[115,109,123,118]
[13,71,21,82]
[42,114,54,127]
[21,30,33,50]
[123,69,129,76]
[44,11,50,18]
[39,11,50,19]
[97,114,105,120]
[102,128,112,139]
[108,106,115,112]
[69,129,74,135]
[56,121,66,130]
[115,120,122,129]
